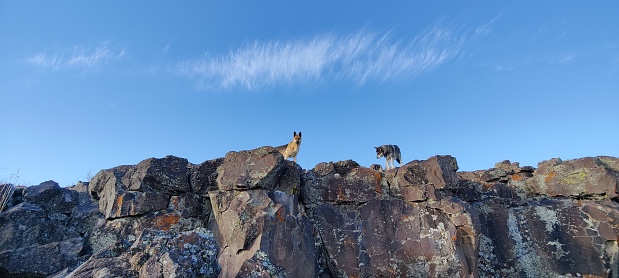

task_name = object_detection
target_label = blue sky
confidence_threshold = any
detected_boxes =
[1,1,618,186]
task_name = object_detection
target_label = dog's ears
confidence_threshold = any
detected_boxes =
[294,131,301,137]
[298,132,301,137]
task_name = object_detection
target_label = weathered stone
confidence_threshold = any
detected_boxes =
[66,257,136,278]
[3,153,619,277]
[237,251,287,278]
[385,155,458,202]
[216,146,286,191]
[70,228,220,278]
[122,155,191,194]
[168,192,209,219]
[526,156,619,198]
[209,189,316,278]
[476,198,619,277]
[102,190,170,220]
[391,155,459,192]
[189,157,224,194]
[276,160,304,195]
[89,165,134,200]
[22,180,79,214]
[0,237,86,277]
[302,161,386,205]
[311,199,479,277]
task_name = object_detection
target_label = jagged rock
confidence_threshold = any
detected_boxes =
[310,198,479,277]
[169,192,210,219]
[88,165,134,200]
[526,156,619,198]
[22,180,78,214]
[189,157,224,194]
[70,228,220,278]
[302,161,387,205]
[0,181,101,277]
[0,237,86,277]
[209,189,317,278]
[2,153,619,277]
[237,251,287,278]
[91,156,196,219]
[216,146,288,191]
[476,198,619,277]
[122,155,191,194]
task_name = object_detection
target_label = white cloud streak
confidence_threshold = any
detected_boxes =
[26,40,125,72]
[176,25,467,91]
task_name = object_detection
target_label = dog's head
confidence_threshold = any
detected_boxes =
[375,146,385,159]
[293,131,302,144]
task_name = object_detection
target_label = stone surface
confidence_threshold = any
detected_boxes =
[0,181,102,277]
[526,156,619,198]
[69,228,220,278]
[311,199,478,277]
[302,160,387,205]
[209,189,317,278]
[216,146,287,191]
[122,155,191,194]
[189,157,224,194]
[476,198,619,277]
[1,152,619,277]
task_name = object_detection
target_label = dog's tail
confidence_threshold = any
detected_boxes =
[396,158,401,165]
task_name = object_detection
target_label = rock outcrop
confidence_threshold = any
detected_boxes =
[1,149,618,277]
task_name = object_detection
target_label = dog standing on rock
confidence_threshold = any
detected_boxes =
[276,131,302,162]
[375,144,402,170]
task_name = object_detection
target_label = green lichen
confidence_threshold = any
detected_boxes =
[560,171,587,186]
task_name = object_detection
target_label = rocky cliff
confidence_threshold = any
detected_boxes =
[1,147,618,277]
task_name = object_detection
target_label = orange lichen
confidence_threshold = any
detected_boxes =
[511,174,523,181]
[114,195,124,217]
[276,208,286,223]
[337,185,345,200]
[452,235,458,242]
[374,172,382,193]
[154,214,181,231]
[482,183,493,190]
[545,171,556,183]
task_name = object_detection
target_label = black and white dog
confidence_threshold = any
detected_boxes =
[375,145,402,170]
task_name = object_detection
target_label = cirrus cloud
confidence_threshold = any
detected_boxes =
[26,40,126,73]
[175,25,468,91]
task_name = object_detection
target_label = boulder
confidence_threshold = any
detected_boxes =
[526,156,619,198]
[69,228,220,278]
[102,190,170,219]
[385,155,458,202]
[189,158,224,194]
[302,160,387,205]
[476,198,619,277]
[216,146,287,191]
[122,155,191,194]
[311,199,479,277]
[209,189,317,278]
[0,237,86,277]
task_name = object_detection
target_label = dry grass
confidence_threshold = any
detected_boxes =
[0,171,19,212]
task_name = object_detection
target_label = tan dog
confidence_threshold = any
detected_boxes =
[276,131,302,162]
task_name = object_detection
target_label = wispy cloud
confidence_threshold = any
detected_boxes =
[26,40,126,72]
[175,25,467,91]
[475,14,502,36]
[556,53,576,65]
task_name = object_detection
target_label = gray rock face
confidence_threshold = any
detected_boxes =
[1,152,618,277]
[0,181,99,277]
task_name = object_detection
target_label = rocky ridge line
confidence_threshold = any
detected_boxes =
[0,147,618,277]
